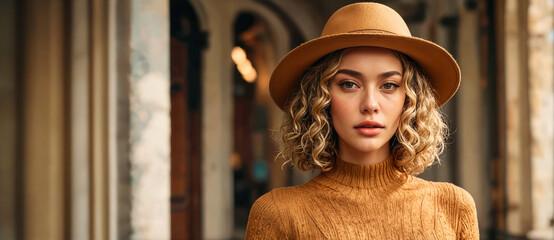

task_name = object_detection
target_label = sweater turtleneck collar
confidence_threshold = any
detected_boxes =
[320,156,409,190]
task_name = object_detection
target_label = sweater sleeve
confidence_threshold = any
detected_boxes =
[455,188,479,240]
[245,191,286,239]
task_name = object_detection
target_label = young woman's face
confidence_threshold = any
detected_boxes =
[329,47,406,158]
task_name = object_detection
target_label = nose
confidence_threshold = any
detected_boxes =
[360,89,380,114]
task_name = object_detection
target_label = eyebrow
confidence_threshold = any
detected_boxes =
[335,69,402,79]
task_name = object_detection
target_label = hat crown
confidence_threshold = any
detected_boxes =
[321,2,411,37]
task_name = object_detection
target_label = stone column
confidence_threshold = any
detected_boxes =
[128,0,170,239]
[21,0,67,239]
[504,0,533,235]
[526,0,553,239]
[70,0,91,239]
[456,1,488,232]
[200,0,234,238]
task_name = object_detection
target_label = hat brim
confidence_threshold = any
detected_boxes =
[270,33,460,110]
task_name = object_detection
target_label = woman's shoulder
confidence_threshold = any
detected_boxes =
[412,177,475,209]
[249,182,318,222]
[251,184,309,211]
[246,185,310,239]
[437,181,475,204]
[407,178,479,238]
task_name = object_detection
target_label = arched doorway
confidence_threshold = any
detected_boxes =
[169,0,205,239]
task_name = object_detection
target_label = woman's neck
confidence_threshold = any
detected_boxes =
[337,142,390,166]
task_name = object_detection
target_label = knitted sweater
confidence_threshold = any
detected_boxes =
[245,157,479,239]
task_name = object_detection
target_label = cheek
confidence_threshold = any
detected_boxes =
[391,90,406,111]
[391,95,406,127]
[394,96,406,117]
[330,96,351,123]
[382,92,405,121]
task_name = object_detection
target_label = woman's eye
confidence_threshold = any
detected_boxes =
[339,81,357,89]
[382,83,399,90]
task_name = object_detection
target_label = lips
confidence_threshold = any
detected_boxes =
[354,120,384,128]
[354,120,384,136]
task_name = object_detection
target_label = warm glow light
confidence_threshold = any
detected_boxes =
[242,70,257,83]
[231,46,257,83]
[237,59,253,73]
[231,46,247,64]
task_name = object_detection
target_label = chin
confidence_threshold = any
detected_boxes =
[357,146,385,153]
[338,135,391,155]
[349,142,388,153]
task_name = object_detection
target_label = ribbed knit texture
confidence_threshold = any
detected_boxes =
[245,157,479,239]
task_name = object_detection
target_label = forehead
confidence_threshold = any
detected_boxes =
[339,47,402,72]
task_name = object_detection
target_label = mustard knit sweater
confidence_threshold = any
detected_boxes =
[245,158,479,239]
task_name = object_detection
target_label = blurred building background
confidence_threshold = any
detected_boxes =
[0,0,552,239]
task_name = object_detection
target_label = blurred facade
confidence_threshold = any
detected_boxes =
[0,0,552,239]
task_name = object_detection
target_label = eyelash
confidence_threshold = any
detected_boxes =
[338,81,358,89]
[381,82,400,90]
[338,81,400,90]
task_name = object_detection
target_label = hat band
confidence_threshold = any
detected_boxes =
[347,29,399,35]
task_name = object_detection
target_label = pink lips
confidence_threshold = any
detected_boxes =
[354,120,384,136]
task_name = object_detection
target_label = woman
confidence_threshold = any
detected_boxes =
[246,2,479,239]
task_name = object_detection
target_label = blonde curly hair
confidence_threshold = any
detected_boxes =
[278,48,448,175]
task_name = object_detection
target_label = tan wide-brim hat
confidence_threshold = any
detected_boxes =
[270,2,460,110]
